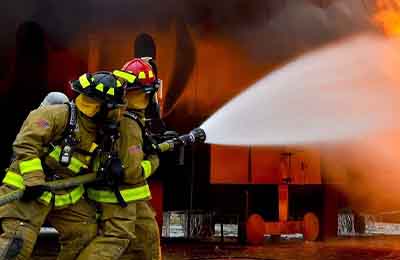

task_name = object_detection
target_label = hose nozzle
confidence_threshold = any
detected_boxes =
[157,128,206,152]
[189,128,206,143]
[177,127,206,146]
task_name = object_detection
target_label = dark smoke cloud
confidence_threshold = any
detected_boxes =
[229,0,377,63]
[0,0,377,51]
[0,0,380,89]
[0,0,181,49]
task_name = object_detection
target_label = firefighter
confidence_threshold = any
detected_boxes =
[0,71,126,260]
[120,58,162,260]
[77,58,161,260]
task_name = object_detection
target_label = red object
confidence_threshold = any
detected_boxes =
[121,58,156,89]
[246,214,265,245]
[278,185,289,222]
[251,147,281,184]
[210,145,249,184]
[303,212,320,241]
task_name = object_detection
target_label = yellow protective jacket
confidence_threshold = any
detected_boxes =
[2,104,98,207]
[87,110,159,204]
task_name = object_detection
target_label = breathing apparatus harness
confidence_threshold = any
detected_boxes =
[123,110,161,155]
[92,119,127,207]
[58,102,79,166]
[56,102,128,207]
[43,102,94,180]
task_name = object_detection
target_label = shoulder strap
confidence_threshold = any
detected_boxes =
[58,102,77,141]
[123,110,146,137]
[69,102,78,131]
[59,102,79,166]
[124,110,161,154]
[43,102,79,167]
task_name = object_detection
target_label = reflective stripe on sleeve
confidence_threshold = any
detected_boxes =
[141,160,152,179]
[2,171,25,190]
[54,185,85,207]
[19,158,43,174]
[49,146,88,174]
[68,158,88,174]
[38,191,53,205]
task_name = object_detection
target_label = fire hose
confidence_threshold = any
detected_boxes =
[0,128,206,206]
[0,173,97,207]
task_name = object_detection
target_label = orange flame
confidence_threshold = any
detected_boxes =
[374,0,400,36]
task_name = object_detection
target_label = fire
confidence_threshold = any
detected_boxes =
[374,0,400,36]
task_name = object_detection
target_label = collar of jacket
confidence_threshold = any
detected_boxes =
[77,110,96,134]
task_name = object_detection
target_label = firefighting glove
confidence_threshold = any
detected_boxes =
[142,133,159,155]
[109,157,125,185]
[21,185,48,202]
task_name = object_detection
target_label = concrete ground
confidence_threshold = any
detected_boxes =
[32,235,400,260]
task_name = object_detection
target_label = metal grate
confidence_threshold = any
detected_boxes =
[162,210,214,239]
[338,213,355,235]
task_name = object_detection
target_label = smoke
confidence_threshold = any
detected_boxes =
[321,130,400,216]
[231,0,376,63]
[0,0,182,50]
[0,0,379,50]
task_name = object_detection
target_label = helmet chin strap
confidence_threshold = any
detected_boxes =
[145,91,156,115]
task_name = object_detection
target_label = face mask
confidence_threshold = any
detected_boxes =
[75,94,101,118]
[127,90,149,110]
